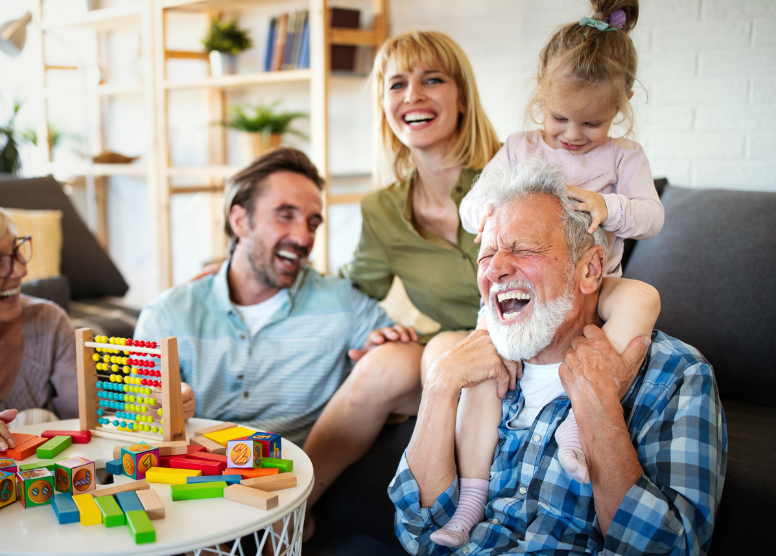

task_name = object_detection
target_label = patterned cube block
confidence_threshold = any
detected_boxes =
[15,469,54,508]
[0,458,16,474]
[55,456,96,494]
[226,438,261,469]
[121,444,160,480]
[0,470,17,509]
[249,432,282,459]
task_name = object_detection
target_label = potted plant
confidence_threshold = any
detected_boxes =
[0,101,23,174]
[202,18,252,77]
[222,101,308,159]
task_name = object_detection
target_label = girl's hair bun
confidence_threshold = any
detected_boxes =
[590,0,639,33]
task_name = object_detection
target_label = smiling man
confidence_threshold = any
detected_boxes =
[134,148,399,443]
[390,158,727,555]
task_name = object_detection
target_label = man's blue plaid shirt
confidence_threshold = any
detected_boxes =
[389,331,727,555]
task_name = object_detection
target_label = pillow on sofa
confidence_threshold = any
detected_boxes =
[0,176,128,299]
[3,208,62,282]
[624,185,776,407]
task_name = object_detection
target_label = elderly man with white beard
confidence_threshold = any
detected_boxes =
[388,158,727,556]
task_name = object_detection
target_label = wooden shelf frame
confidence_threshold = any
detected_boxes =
[39,5,142,31]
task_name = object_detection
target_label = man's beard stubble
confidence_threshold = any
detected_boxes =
[245,234,307,291]
[485,280,574,363]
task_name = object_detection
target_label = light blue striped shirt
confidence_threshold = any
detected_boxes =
[134,261,392,443]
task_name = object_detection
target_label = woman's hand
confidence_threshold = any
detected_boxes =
[566,187,608,234]
[474,202,494,243]
[189,261,222,283]
[348,324,419,361]
[181,383,196,421]
[0,409,17,451]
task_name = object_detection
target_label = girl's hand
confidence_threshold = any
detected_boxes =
[474,202,494,243]
[567,187,608,234]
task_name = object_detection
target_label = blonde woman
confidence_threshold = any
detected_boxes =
[302,29,501,532]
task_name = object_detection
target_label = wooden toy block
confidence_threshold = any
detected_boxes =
[19,460,59,472]
[249,432,282,459]
[16,468,55,508]
[37,435,72,459]
[227,437,261,469]
[126,510,156,544]
[169,456,224,476]
[0,433,36,457]
[0,458,16,474]
[204,426,256,447]
[241,473,297,492]
[55,456,96,494]
[189,435,226,455]
[41,430,92,444]
[145,467,201,485]
[150,441,187,456]
[94,495,126,527]
[186,444,206,455]
[171,481,228,501]
[115,490,144,513]
[224,467,279,480]
[0,470,17,509]
[261,457,293,473]
[52,493,79,524]
[8,436,47,461]
[121,444,160,480]
[188,451,228,464]
[93,480,150,498]
[106,458,123,475]
[194,422,237,437]
[224,484,278,510]
[187,474,241,486]
[72,493,102,525]
[136,488,165,520]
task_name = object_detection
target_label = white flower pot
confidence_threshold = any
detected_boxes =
[209,51,237,76]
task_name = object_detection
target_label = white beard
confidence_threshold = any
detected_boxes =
[486,280,574,362]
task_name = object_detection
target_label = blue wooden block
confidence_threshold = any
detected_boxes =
[51,493,80,524]
[187,474,241,485]
[115,491,144,513]
[106,458,123,475]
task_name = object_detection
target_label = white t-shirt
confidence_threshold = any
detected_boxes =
[233,290,289,338]
[507,361,566,430]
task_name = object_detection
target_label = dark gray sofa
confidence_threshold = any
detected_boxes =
[309,183,776,555]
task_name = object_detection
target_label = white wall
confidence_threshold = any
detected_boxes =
[2,0,775,307]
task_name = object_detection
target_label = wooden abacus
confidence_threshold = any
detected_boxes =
[75,328,186,443]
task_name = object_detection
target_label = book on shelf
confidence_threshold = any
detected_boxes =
[270,12,288,71]
[266,11,310,72]
[330,8,360,72]
[297,16,310,69]
[264,17,276,72]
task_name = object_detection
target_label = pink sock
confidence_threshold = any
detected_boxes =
[555,408,590,484]
[429,478,489,548]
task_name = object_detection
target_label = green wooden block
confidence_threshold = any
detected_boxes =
[37,436,72,459]
[94,495,126,527]
[126,510,155,544]
[19,460,57,472]
[170,481,227,501]
[260,457,293,473]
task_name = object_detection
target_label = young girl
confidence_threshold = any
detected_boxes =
[431,0,664,548]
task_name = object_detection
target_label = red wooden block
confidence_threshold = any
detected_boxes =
[186,445,205,456]
[159,456,174,468]
[40,430,92,444]
[187,452,227,464]
[7,437,47,461]
[224,467,279,479]
[168,457,223,476]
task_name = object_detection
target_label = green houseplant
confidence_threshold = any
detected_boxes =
[222,101,307,159]
[0,100,23,174]
[202,18,252,76]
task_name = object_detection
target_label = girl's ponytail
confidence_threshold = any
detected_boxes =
[590,0,639,33]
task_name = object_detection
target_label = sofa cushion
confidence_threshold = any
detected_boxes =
[0,176,128,298]
[624,185,776,407]
[20,276,70,314]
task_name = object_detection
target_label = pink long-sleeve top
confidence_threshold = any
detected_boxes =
[460,130,664,276]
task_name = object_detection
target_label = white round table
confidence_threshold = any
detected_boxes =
[0,418,314,556]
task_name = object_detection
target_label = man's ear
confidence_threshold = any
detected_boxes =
[578,246,606,295]
[229,204,251,239]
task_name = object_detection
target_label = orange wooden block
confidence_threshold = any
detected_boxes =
[224,467,279,480]
[8,437,47,461]
[0,433,36,457]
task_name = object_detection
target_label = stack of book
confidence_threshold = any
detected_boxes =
[264,11,310,72]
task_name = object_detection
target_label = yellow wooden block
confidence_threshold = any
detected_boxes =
[72,493,102,526]
[203,426,256,447]
[145,467,202,485]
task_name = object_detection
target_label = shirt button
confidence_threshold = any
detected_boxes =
[243,391,249,398]
[519,486,527,495]
[533,434,542,443]
[491,518,499,525]
[456,186,462,193]
[237,375,244,380]
[462,547,470,555]
[240,335,246,340]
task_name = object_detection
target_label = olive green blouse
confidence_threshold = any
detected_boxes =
[340,168,481,333]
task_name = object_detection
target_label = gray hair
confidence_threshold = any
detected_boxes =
[473,156,608,266]
[0,208,17,239]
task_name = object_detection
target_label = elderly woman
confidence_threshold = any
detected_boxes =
[0,208,78,451]
[302,29,501,521]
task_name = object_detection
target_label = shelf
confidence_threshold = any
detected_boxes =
[161,0,277,11]
[43,162,148,178]
[40,6,142,31]
[165,69,311,91]
[168,166,239,178]
[43,83,144,99]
